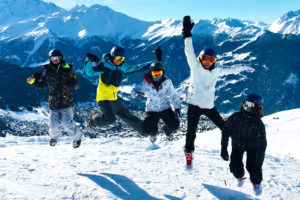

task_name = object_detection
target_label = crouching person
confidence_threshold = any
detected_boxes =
[131,61,181,143]
[27,49,82,148]
[220,94,267,195]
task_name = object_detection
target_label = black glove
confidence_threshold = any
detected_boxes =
[221,145,229,161]
[174,109,181,119]
[182,16,194,39]
[153,46,162,62]
[86,53,99,62]
[33,71,43,79]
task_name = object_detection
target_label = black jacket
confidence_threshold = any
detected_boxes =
[221,111,267,152]
[31,62,78,110]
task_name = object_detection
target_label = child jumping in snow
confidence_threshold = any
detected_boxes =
[182,16,255,166]
[131,47,181,142]
[84,46,154,135]
[27,49,82,148]
[221,94,267,196]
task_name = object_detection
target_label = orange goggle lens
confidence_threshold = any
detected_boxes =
[114,56,125,62]
[200,55,216,64]
[151,70,163,77]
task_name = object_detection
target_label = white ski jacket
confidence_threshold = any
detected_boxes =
[131,73,181,112]
[184,37,255,109]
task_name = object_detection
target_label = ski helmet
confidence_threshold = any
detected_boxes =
[202,48,216,57]
[49,49,63,62]
[149,62,164,71]
[49,49,63,57]
[110,46,125,58]
[241,93,264,117]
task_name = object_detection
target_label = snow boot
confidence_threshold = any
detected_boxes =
[166,134,174,141]
[184,149,194,166]
[73,140,81,148]
[49,138,57,146]
[237,177,246,187]
[150,135,157,143]
[253,184,262,196]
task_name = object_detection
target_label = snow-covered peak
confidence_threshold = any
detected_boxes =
[0,2,154,41]
[212,18,247,28]
[269,10,300,35]
[0,0,62,26]
[142,18,181,41]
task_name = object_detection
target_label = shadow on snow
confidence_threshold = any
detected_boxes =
[203,184,259,200]
[78,173,181,200]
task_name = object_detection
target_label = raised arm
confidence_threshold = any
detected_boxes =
[84,53,104,77]
[182,16,199,70]
[122,61,153,75]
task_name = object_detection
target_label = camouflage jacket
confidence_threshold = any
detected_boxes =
[31,62,78,110]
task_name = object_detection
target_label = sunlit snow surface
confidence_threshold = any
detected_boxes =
[0,109,299,199]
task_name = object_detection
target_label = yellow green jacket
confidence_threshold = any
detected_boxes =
[85,53,152,102]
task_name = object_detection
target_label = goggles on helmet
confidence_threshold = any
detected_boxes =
[200,55,216,64]
[50,56,62,62]
[151,70,163,78]
[244,100,255,108]
[114,56,125,62]
[243,99,263,112]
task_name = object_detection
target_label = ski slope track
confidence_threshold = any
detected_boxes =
[0,109,299,199]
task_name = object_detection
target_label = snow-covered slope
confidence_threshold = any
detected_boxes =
[269,10,300,35]
[0,109,299,199]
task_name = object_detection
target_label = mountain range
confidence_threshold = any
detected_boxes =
[0,0,299,115]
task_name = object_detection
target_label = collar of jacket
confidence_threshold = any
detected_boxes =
[102,53,127,71]
[46,62,66,71]
[143,72,166,91]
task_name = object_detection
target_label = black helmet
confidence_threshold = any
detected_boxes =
[241,93,264,117]
[49,49,63,62]
[49,49,63,57]
[110,46,125,58]
[150,62,164,71]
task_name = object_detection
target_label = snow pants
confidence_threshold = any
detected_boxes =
[49,107,82,141]
[93,99,144,135]
[142,108,179,136]
[229,147,265,184]
[185,104,224,151]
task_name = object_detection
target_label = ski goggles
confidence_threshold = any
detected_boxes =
[114,56,125,62]
[50,56,62,62]
[200,55,216,64]
[243,100,263,108]
[151,70,163,78]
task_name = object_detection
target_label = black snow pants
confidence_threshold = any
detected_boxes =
[185,104,224,151]
[92,99,144,135]
[229,147,265,184]
[142,108,179,136]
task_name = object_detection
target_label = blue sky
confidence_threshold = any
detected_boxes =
[43,0,300,23]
